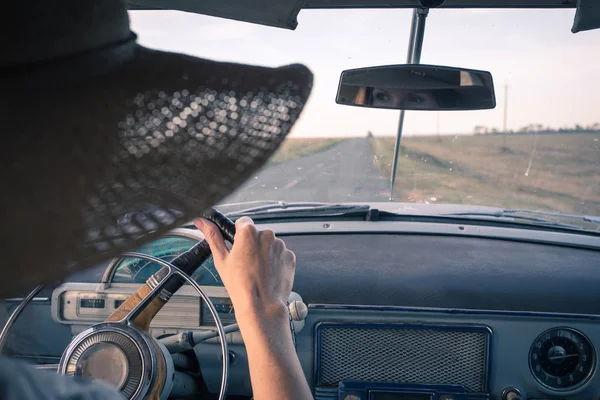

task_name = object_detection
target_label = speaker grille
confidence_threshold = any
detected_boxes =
[316,324,489,393]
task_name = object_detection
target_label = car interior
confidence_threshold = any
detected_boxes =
[1,0,600,400]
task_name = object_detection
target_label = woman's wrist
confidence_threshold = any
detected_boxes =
[235,300,290,337]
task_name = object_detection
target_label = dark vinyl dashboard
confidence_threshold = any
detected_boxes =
[3,219,600,400]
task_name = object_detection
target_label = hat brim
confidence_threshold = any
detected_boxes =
[1,44,312,296]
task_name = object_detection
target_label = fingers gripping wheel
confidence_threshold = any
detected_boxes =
[58,210,236,400]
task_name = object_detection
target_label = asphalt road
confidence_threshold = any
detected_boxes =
[222,138,390,203]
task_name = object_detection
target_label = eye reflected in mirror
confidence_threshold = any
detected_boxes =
[336,64,496,111]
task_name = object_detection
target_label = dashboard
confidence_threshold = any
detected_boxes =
[3,219,600,400]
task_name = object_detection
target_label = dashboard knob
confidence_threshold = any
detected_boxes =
[502,388,522,400]
[289,300,308,321]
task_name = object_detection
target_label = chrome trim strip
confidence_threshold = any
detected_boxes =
[35,364,59,371]
[302,0,576,8]
[4,297,49,303]
[147,275,172,302]
[253,221,600,250]
[100,258,123,286]
[308,304,600,321]
[0,285,44,353]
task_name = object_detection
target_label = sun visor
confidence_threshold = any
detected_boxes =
[128,0,305,29]
[572,0,600,33]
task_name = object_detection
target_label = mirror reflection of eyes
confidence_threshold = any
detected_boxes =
[407,93,426,104]
[374,90,390,103]
[371,88,436,109]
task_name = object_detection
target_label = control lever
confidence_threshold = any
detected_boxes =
[289,300,308,321]
[161,299,308,352]
[161,324,241,353]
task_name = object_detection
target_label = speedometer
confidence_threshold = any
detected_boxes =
[110,234,223,286]
[529,328,595,391]
[112,236,198,283]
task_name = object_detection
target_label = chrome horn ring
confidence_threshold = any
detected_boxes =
[58,252,229,400]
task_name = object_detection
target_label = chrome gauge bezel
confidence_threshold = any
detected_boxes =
[529,327,596,392]
[58,323,158,399]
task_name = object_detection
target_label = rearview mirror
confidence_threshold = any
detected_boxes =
[336,64,496,111]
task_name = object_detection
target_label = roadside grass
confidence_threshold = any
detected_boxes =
[370,133,600,216]
[270,138,344,164]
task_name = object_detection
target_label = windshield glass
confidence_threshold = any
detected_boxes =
[130,8,600,229]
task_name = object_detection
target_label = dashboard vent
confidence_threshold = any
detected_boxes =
[315,323,489,393]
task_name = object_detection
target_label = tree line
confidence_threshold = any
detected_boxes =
[473,122,600,135]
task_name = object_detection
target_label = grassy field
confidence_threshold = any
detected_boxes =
[270,138,343,164]
[371,133,600,216]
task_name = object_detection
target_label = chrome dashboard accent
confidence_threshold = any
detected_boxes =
[65,330,143,395]
[52,283,228,329]
[308,304,600,321]
[53,280,304,337]
[4,297,49,303]
[35,363,59,371]
[528,327,596,392]
[0,285,44,353]
[59,323,153,399]
[501,387,522,400]
[302,0,577,9]
[254,221,600,250]
[147,275,172,302]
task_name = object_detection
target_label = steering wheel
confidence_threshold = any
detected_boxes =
[56,210,236,400]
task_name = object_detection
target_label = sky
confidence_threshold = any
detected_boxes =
[129,8,600,137]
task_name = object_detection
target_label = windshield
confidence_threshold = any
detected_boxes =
[130,8,600,229]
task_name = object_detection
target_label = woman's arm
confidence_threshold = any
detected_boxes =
[194,217,312,400]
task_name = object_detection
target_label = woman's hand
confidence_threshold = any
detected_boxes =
[193,216,295,327]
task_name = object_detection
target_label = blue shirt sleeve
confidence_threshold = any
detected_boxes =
[0,357,124,400]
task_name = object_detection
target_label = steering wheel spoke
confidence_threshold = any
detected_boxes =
[110,252,180,327]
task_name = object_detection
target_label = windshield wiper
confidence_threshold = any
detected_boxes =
[502,209,600,224]
[221,201,372,219]
[216,202,600,232]
[444,209,599,231]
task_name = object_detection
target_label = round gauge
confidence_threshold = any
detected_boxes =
[112,236,198,283]
[111,236,223,286]
[529,328,595,391]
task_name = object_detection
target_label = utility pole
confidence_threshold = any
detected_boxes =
[503,84,509,133]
